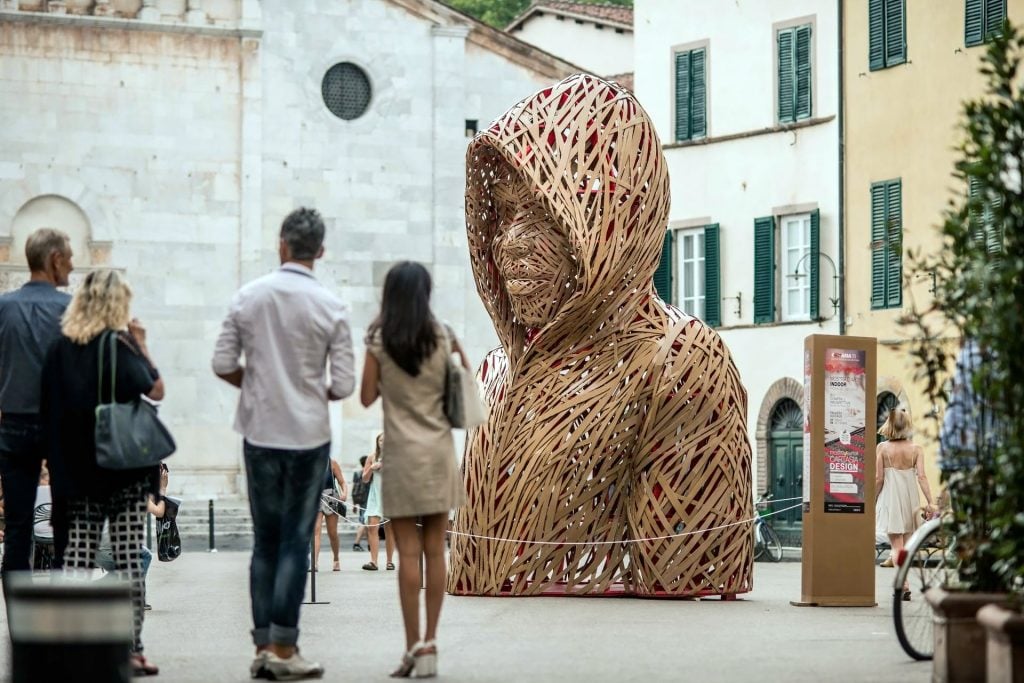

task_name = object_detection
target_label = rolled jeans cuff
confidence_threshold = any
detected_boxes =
[251,627,270,647]
[269,623,299,647]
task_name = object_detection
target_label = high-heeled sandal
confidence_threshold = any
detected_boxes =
[413,640,437,678]
[389,650,415,678]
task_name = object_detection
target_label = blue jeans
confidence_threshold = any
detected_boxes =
[244,440,329,647]
[0,415,60,578]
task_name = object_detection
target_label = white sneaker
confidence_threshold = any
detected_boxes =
[263,651,324,681]
[250,651,269,679]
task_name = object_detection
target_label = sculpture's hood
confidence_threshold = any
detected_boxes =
[465,74,671,359]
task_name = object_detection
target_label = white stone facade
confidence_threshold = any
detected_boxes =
[633,0,841,504]
[0,0,574,499]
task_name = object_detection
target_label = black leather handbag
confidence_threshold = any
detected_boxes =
[94,331,176,470]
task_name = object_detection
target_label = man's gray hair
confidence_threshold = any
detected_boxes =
[25,228,70,272]
[280,208,325,260]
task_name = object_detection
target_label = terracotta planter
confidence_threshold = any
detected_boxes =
[977,604,1024,683]
[926,587,1012,683]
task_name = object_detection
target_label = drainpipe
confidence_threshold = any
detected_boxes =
[837,0,847,335]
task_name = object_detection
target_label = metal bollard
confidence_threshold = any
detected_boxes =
[208,499,217,553]
[146,512,153,549]
[7,573,133,683]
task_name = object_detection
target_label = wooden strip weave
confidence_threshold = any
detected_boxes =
[449,74,753,597]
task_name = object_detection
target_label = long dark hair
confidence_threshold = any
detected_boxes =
[369,262,437,376]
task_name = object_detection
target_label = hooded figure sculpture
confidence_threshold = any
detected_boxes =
[448,75,753,597]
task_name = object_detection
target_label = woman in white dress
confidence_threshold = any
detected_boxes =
[875,408,937,598]
[361,433,394,572]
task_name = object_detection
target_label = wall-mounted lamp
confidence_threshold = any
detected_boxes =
[788,251,842,321]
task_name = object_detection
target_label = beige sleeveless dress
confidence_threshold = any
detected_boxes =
[366,323,467,518]
[879,447,920,535]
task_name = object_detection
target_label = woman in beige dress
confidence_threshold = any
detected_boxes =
[875,407,937,598]
[360,261,468,678]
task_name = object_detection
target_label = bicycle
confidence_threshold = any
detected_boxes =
[892,513,958,661]
[752,492,784,562]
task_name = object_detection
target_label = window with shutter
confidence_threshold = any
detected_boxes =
[654,231,674,303]
[884,0,907,66]
[754,216,776,323]
[778,25,812,123]
[969,176,1004,265]
[674,48,707,142]
[674,229,704,319]
[704,224,721,327]
[885,180,902,308]
[781,214,812,321]
[966,0,1006,47]
[870,179,902,309]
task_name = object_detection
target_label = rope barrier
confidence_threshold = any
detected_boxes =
[321,493,805,547]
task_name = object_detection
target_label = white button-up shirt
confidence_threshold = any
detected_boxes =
[212,263,355,450]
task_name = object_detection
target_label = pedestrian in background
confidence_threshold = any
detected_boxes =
[351,454,369,551]
[312,457,347,572]
[360,261,467,678]
[0,228,73,587]
[875,407,936,598]
[213,207,355,681]
[361,434,394,572]
[41,269,164,676]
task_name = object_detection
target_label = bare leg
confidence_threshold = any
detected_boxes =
[312,512,324,570]
[888,532,908,589]
[421,513,448,644]
[367,516,381,566]
[390,517,422,651]
[384,524,396,566]
[326,515,340,565]
[354,524,366,546]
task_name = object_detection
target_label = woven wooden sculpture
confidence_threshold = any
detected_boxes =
[448,74,753,597]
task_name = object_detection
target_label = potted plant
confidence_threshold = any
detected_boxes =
[901,20,1024,683]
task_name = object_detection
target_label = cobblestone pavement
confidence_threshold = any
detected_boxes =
[0,549,931,682]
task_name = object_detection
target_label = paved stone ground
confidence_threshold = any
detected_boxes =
[0,548,932,682]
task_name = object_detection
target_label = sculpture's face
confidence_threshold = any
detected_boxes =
[491,165,575,328]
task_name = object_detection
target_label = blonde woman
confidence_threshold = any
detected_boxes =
[875,407,936,598]
[40,269,165,676]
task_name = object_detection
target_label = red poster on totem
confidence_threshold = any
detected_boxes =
[823,348,867,513]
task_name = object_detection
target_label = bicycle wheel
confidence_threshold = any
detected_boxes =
[760,522,784,562]
[893,522,953,661]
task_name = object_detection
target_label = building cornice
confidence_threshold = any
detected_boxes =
[0,9,262,39]
[390,0,582,80]
[506,4,633,33]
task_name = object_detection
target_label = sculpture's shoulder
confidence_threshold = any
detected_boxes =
[477,347,509,404]
[647,301,744,402]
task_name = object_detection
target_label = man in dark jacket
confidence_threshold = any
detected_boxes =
[0,228,73,585]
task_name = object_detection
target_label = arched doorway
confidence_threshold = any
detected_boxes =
[768,398,803,546]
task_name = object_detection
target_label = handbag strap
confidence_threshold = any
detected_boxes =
[97,331,118,405]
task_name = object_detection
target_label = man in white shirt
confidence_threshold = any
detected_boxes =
[212,207,355,681]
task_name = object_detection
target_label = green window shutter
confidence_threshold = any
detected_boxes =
[754,216,775,324]
[777,29,795,123]
[809,209,821,320]
[885,180,903,308]
[675,51,691,142]
[869,0,885,70]
[794,25,812,120]
[985,0,1007,39]
[870,183,887,309]
[968,176,985,245]
[654,231,674,302]
[966,0,985,46]
[704,223,721,326]
[885,0,907,66]
[691,48,707,139]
